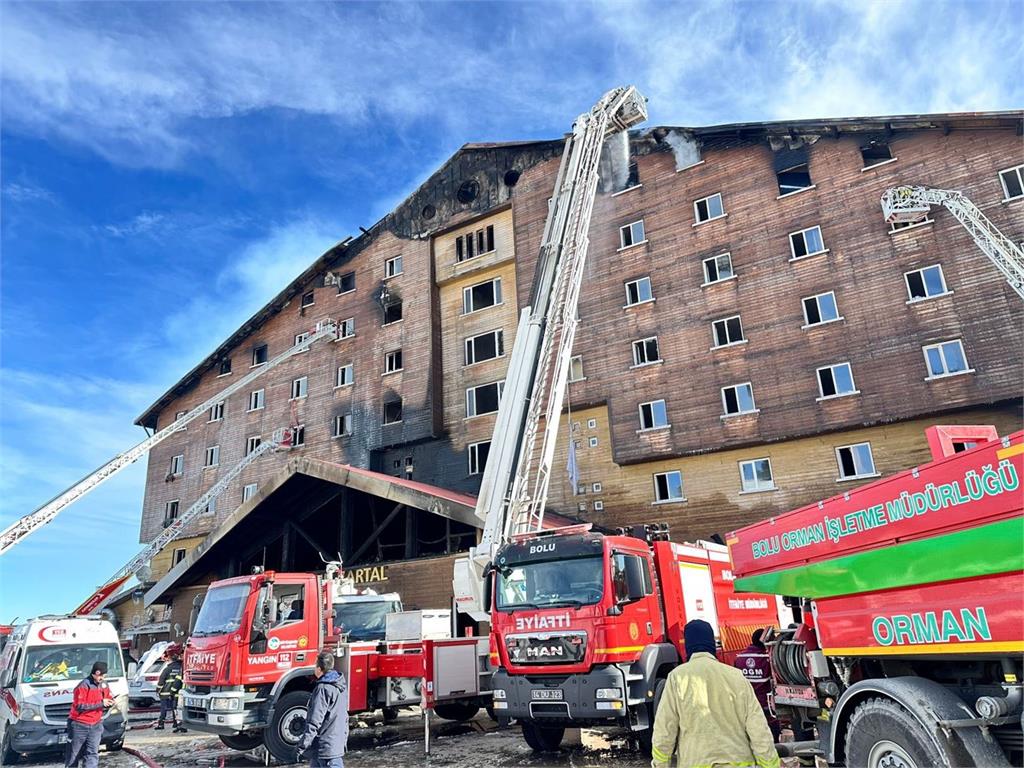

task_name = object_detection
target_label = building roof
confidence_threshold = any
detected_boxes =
[134,110,1021,429]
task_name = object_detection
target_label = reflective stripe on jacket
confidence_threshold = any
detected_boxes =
[157,659,183,699]
[651,652,779,768]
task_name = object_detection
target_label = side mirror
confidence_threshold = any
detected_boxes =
[482,564,494,614]
[621,557,647,604]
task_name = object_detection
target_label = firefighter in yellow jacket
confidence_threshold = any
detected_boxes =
[651,620,780,768]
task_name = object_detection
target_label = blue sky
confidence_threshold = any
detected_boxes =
[1,0,1021,622]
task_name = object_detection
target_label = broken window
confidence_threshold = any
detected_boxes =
[468,440,491,475]
[456,225,495,262]
[252,344,268,366]
[291,425,305,447]
[905,265,948,301]
[333,413,353,437]
[721,383,756,416]
[802,292,841,326]
[639,399,669,430]
[632,336,661,366]
[466,381,504,417]
[301,291,315,308]
[693,193,725,223]
[169,455,184,476]
[248,389,265,411]
[204,445,220,467]
[463,278,502,313]
[245,435,262,455]
[653,471,684,502]
[789,226,826,259]
[568,355,584,382]
[464,330,504,365]
[385,349,403,374]
[383,301,403,325]
[739,459,774,492]
[338,271,355,294]
[999,165,1024,200]
[336,363,354,387]
[163,500,179,525]
[817,362,857,398]
[218,358,232,376]
[923,339,970,378]
[702,253,734,284]
[836,442,876,480]
[619,220,646,249]
[625,276,654,306]
[712,315,745,347]
[777,164,813,196]
[385,255,403,278]
[383,399,403,425]
[290,377,308,399]
[339,317,355,338]
[861,143,893,168]
[626,160,640,188]
[208,401,224,422]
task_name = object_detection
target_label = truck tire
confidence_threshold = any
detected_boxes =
[263,690,311,764]
[845,697,944,768]
[637,677,666,755]
[2,729,20,765]
[382,706,400,723]
[433,702,480,722]
[219,732,263,751]
[522,721,564,752]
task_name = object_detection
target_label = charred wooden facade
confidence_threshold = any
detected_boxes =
[135,112,1023,585]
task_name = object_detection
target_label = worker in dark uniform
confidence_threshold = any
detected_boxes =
[734,628,780,741]
[65,662,113,768]
[154,644,186,733]
[297,652,349,767]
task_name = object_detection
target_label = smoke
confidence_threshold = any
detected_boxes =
[664,129,702,171]
[598,131,630,193]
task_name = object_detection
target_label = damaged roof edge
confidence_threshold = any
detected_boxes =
[134,111,1019,429]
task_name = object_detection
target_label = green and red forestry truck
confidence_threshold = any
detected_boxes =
[728,425,1024,767]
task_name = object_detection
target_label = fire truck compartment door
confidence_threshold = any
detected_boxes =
[432,643,480,700]
[679,562,720,634]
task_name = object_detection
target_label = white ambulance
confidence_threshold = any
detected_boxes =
[0,616,128,762]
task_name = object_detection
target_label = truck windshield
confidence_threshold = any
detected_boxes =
[496,556,604,610]
[193,583,251,636]
[333,601,399,641]
[23,643,124,683]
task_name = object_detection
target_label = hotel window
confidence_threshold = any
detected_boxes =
[294,331,311,348]
[291,425,305,447]
[466,381,504,417]
[204,445,220,468]
[173,548,186,565]
[338,271,355,294]
[639,399,669,430]
[923,339,971,379]
[208,401,224,422]
[721,383,756,416]
[456,224,495,262]
[290,377,308,400]
[777,164,813,196]
[802,291,841,326]
[619,219,646,249]
[712,315,745,347]
[218,358,232,376]
[163,500,179,525]
[693,193,725,224]
[468,441,491,475]
[653,471,685,503]
[383,399,403,425]
[625,276,654,306]
[632,336,661,366]
[301,290,315,308]
[242,483,258,502]
[385,255,403,278]
[248,389,265,411]
[568,355,585,382]
[252,344,268,366]
[836,442,877,480]
[339,317,355,338]
[790,226,826,260]
[245,436,262,455]
[702,253,734,284]
[998,165,1024,200]
[385,349,403,374]
[905,265,948,301]
[169,455,184,476]
[336,364,354,387]
[333,413,353,437]
[740,458,775,492]
[463,278,502,313]
[464,330,504,365]
[817,362,857,399]
[861,143,893,168]
[382,301,403,325]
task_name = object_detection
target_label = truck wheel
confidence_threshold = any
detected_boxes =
[433,702,480,722]
[219,733,263,751]
[2,729,20,765]
[637,678,666,756]
[522,721,564,752]
[263,690,311,764]
[382,707,400,723]
[845,697,944,768]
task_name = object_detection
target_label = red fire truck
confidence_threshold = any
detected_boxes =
[728,426,1024,767]
[181,565,490,762]
[487,523,780,751]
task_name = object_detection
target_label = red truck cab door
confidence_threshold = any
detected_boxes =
[247,576,320,679]
[609,549,663,647]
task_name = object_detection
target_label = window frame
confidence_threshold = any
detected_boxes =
[693,192,725,225]
[776,164,815,197]
[462,277,503,314]
[652,470,685,504]
[701,252,735,286]
[242,483,258,502]
[245,435,262,455]
[860,143,895,170]
[290,377,308,400]
[789,225,827,261]
[721,382,757,417]
[301,290,315,308]
[464,329,504,366]
[248,388,265,412]
[465,380,505,418]
[816,362,859,400]
[383,399,403,425]
[204,445,220,468]
[291,424,305,447]
[468,440,491,475]
[169,454,184,476]
[385,255,403,279]
[739,458,776,493]
[922,339,973,380]
[624,276,654,307]
[904,264,950,303]
[333,413,353,438]
[568,355,585,382]
[337,271,356,295]
[335,363,354,388]
[638,399,670,431]
[711,314,746,348]
[208,401,225,422]
[618,219,647,250]
[218,358,232,377]
[251,344,269,367]
[835,442,879,481]
[164,500,180,524]
[998,164,1024,201]
[631,336,662,367]
[384,349,403,375]
[801,291,843,328]
[339,317,355,339]
[382,301,403,326]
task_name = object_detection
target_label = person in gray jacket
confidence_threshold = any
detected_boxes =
[296,651,349,768]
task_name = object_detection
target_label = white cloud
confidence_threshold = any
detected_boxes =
[103,211,167,238]
[2,181,55,203]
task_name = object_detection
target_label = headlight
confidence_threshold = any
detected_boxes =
[209,697,241,712]
[595,687,622,700]
[19,703,43,722]
[492,689,507,700]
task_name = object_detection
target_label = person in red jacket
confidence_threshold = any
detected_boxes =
[65,661,114,768]
[734,628,780,741]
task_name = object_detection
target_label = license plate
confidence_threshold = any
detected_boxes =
[183,696,207,709]
[531,689,563,701]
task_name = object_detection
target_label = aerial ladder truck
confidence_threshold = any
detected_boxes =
[0,319,340,557]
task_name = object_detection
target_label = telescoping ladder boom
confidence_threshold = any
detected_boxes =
[881,185,1024,298]
[73,430,292,615]
[453,86,647,620]
[0,320,339,556]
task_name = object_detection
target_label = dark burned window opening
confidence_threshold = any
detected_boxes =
[383,399,403,425]
[456,225,495,262]
[338,272,355,294]
[463,278,501,313]
[777,164,813,196]
[861,143,893,168]
[465,329,503,365]
[383,301,403,325]
[626,161,640,188]
[301,291,315,308]
[218,358,232,376]
[252,344,268,366]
